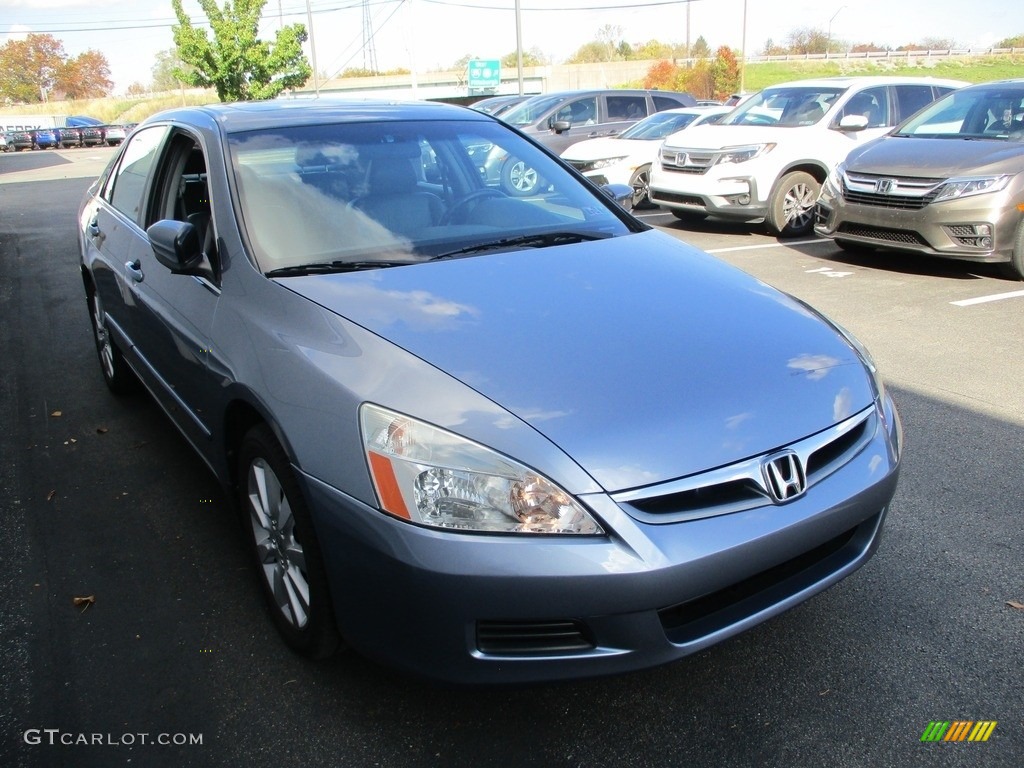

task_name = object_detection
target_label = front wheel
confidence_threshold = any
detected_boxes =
[629,164,655,209]
[500,158,542,196]
[238,425,341,659]
[766,171,820,237]
[1004,217,1024,281]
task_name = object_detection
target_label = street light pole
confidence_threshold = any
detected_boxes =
[739,0,747,93]
[305,0,320,96]
[827,6,846,56]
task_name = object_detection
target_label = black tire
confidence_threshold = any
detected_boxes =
[500,157,542,197]
[87,289,138,394]
[1003,217,1024,281]
[238,424,341,659]
[766,171,820,237]
[629,164,655,209]
[670,208,707,223]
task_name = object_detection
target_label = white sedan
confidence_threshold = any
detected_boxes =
[561,106,732,207]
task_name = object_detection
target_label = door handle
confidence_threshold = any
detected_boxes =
[89,219,101,237]
[125,260,144,283]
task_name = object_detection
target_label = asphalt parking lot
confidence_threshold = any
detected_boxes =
[1,147,1021,768]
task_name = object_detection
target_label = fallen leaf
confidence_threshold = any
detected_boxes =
[46,490,56,501]
[50,410,62,417]
[96,426,108,434]
[1007,601,1024,610]
[69,438,77,444]
[73,595,96,612]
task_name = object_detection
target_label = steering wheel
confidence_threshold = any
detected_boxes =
[441,188,507,225]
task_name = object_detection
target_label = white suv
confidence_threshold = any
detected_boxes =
[648,76,968,236]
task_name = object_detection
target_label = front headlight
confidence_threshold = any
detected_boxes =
[933,175,1010,203]
[360,404,604,535]
[821,162,846,198]
[716,143,776,166]
[587,156,628,170]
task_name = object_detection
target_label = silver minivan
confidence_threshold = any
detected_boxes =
[494,89,696,195]
[815,79,1024,279]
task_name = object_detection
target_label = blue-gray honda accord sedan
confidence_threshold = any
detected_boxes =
[79,99,902,684]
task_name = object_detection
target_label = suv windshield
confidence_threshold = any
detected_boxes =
[228,119,634,274]
[721,86,845,127]
[894,84,1024,139]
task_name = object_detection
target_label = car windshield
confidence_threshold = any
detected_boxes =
[720,86,845,127]
[228,118,634,273]
[499,94,568,126]
[618,112,700,140]
[893,84,1024,139]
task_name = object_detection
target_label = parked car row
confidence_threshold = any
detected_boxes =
[625,75,1024,280]
[1,121,132,151]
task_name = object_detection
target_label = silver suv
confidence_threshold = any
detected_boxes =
[815,79,1024,279]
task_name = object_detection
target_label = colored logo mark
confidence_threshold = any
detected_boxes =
[921,721,997,742]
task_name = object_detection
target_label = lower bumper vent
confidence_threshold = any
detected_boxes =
[477,620,595,656]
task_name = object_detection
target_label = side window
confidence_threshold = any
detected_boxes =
[841,87,890,128]
[894,85,938,123]
[552,97,598,127]
[606,95,647,121]
[106,125,168,223]
[653,96,683,112]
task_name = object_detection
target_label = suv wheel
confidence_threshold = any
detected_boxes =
[1005,218,1024,281]
[767,171,820,237]
[501,158,542,196]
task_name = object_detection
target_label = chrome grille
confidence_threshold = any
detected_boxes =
[615,407,875,524]
[660,148,715,175]
[840,172,944,210]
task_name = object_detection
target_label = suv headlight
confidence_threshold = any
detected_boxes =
[360,404,604,535]
[716,143,776,165]
[933,175,1010,203]
[821,162,846,198]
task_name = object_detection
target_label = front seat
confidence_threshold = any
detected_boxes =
[350,157,444,237]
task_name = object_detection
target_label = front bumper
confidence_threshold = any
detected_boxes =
[815,189,1023,264]
[301,397,901,685]
[648,167,768,220]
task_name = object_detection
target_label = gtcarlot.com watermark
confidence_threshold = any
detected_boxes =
[24,729,203,747]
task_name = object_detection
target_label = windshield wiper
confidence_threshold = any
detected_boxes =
[432,231,611,260]
[266,259,418,277]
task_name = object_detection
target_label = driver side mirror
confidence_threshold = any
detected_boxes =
[552,119,572,133]
[147,219,214,280]
[837,114,869,132]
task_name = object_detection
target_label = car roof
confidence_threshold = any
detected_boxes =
[142,98,492,135]
[765,75,970,90]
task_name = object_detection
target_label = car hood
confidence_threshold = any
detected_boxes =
[846,135,1024,176]
[664,123,817,149]
[280,231,874,492]
[561,137,652,161]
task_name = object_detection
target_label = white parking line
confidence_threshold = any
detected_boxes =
[951,290,1024,307]
[706,239,826,254]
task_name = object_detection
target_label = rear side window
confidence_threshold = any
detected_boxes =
[606,95,647,121]
[106,126,168,224]
[894,85,938,123]
[653,95,684,112]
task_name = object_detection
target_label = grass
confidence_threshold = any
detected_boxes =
[5,54,1023,123]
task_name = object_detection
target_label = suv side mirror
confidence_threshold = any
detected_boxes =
[552,119,572,133]
[838,114,869,132]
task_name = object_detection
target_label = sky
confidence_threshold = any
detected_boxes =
[0,0,1020,95]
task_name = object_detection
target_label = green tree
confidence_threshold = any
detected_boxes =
[501,47,547,68]
[0,34,66,102]
[709,46,740,100]
[634,40,675,60]
[995,34,1024,48]
[171,0,312,101]
[691,36,711,59]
